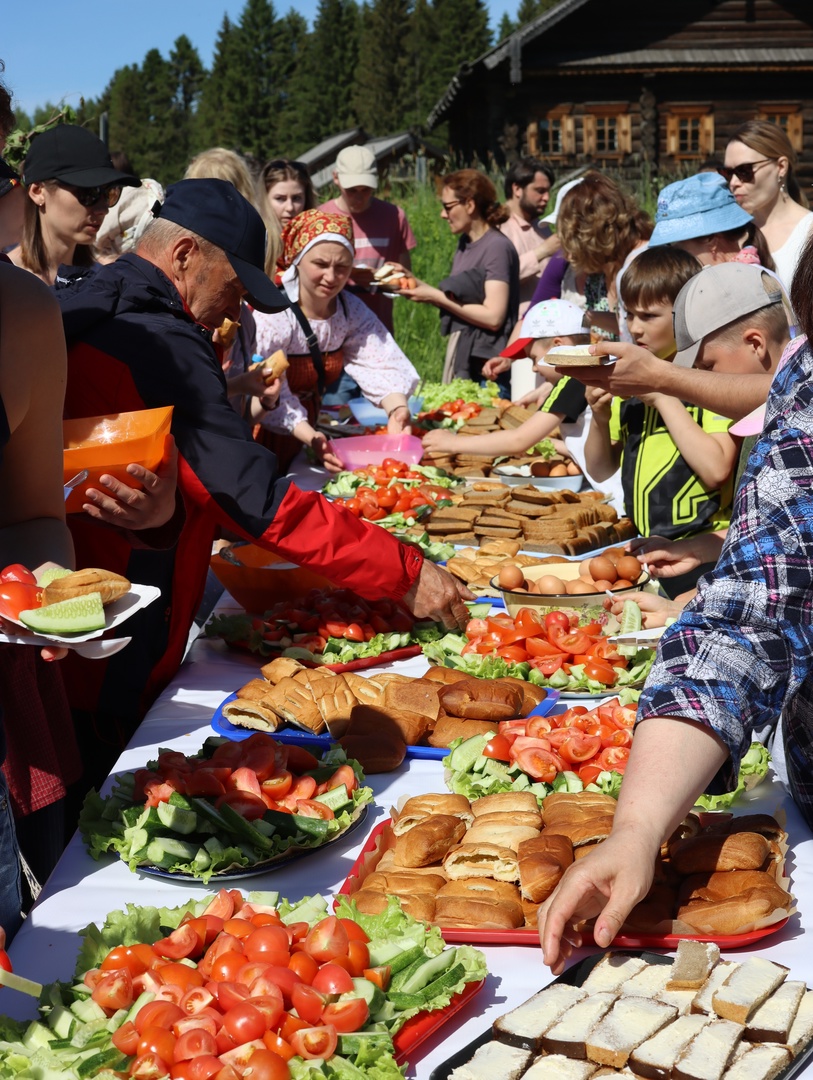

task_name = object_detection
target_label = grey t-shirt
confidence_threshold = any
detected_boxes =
[442,228,520,359]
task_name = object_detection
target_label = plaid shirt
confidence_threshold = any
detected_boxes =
[637,334,813,828]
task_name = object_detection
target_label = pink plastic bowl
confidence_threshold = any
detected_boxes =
[332,433,424,470]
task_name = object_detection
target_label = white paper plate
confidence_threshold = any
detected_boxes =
[491,468,585,491]
[0,582,161,645]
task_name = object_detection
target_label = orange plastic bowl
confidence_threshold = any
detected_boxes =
[210,544,335,613]
[63,407,173,514]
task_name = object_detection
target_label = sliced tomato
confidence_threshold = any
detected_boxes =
[294,799,334,820]
[91,969,133,1012]
[612,704,637,729]
[578,761,606,785]
[284,746,321,773]
[291,982,328,1025]
[363,966,391,991]
[547,627,594,656]
[134,1000,185,1036]
[130,1051,171,1079]
[290,1025,338,1060]
[304,916,349,963]
[321,998,369,1033]
[511,746,563,784]
[558,733,602,764]
[184,770,226,798]
[496,643,530,663]
[525,715,553,737]
[201,889,235,921]
[583,660,618,686]
[515,607,544,636]
[529,655,565,676]
[543,611,571,634]
[112,1019,140,1055]
[327,764,358,797]
[216,789,267,820]
[482,734,512,761]
[598,746,631,773]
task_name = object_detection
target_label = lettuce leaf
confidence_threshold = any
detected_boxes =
[694,742,771,810]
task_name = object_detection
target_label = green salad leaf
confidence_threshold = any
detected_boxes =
[420,379,498,409]
[694,742,771,811]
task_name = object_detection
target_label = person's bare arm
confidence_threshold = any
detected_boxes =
[646,396,739,489]
[583,387,621,481]
[0,269,73,572]
[560,342,773,421]
[538,716,729,973]
[423,410,561,457]
[628,530,727,578]
[401,560,473,630]
[400,278,509,333]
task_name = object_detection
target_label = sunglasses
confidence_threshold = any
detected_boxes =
[717,158,775,184]
[441,199,462,212]
[55,181,123,208]
[264,158,309,177]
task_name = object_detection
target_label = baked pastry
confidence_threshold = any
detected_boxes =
[438,677,523,721]
[266,677,324,733]
[42,567,130,606]
[393,815,467,867]
[392,793,474,835]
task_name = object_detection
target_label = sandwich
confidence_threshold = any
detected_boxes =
[546,344,608,367]
[253,349,289,384]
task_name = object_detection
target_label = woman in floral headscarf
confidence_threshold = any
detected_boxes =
[253,208,419,472]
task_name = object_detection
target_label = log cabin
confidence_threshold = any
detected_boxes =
[427,0,813,192]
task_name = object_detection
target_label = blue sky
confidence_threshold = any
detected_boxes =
[3,0,516,118]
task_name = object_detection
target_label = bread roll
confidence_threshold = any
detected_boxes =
[427,715,499,748]
[680,871,792,909]
[435,881,524,929]
[471,811,541,831]
[393,814,467,867]
[443,842,519,882]
[493,676,551,716]
[546,814,615,848]
[383,679,441,721]
[258,349,289,382]
[266,677,324,733]
[518,833,573,903]
[676,888,781,936]
[669,832,771,875]
[393,793,473,835]
[466,822,541,851]
[339,732,405,773]
[42,567,130,606]
[471,791,539,817]
[260,657,304,683]
[437,677,523,721]
[422,666,471,685]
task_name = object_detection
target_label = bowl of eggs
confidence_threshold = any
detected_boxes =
[493,549,649,617]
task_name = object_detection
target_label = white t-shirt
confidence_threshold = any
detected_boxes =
[770,211,813,291]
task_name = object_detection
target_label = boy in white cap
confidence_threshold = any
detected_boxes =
[422,298,624,506]
[321,144,416,333]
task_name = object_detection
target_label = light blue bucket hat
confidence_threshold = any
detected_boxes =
[650,172,753,246]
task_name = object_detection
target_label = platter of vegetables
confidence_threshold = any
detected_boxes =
[0,891,486,1080]
[205,588,445,667]
[444,696,635,805]
[79,736,373,882]
[423,606,656,697]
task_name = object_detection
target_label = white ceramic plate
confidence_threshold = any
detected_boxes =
[0,582,161,645]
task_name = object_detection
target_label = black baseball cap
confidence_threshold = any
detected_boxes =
[155,178,289,314]
[22,124,140,188]
[0,159,20,199]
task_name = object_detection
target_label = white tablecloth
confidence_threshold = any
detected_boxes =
[6,460,813,1077]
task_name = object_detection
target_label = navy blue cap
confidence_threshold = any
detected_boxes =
[155,178,288,314]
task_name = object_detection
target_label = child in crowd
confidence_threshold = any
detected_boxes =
[604,260,792,626]
[584,246,740,591]
[421,299,625,506]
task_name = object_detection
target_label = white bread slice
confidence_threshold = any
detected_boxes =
[493,984,587,1049]
[629,1013,711,1080]
[746,979,806,1042]
[621,964,671,997]
[672,1018,745,1080]
[785,988,813,1056]
[542,992,618,1058]
[712,957,789,1024]
[667,941,721,990]
[660,989,701,1016]
[522,1054,599,1079]
[585,996,677,1068]
[581,954,646,994]
[723,1043,792,1080]
[692,961,741,1014]
[448,1039,532,1080]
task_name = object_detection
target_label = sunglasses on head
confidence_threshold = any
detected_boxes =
[717,158,776,184]
[55,181,123,208]
[264,158,309,177]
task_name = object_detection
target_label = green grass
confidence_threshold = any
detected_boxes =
[392,184,458,382]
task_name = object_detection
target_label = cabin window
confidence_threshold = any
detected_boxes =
[583,106,631,159]
[665,108,714,161]
[757,106,803,151]
[528,108,575,158]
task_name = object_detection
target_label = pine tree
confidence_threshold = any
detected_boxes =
[497,11,515,39]
[405,0,437,127]
[353,0,413,135]
[106,65,151,175]
[422,0,491,123]
[280,0,361,155]
[168,35,205,177]
[195,15,243,152]
[270,8,308,155]
[136,48,178,180]
[232,0,279,160]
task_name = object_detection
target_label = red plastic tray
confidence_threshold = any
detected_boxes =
[338,820,790,950]
[393,979,484,1064]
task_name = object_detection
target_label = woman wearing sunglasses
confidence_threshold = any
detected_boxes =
[11,125,140,285]
[722,120,812,289]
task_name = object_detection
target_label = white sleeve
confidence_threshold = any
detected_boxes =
[339,292,419,406]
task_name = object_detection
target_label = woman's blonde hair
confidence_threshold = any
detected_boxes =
[557,171,653,276]
[728,120,808,208]
[184,148,257,207]
[20,183,95,276]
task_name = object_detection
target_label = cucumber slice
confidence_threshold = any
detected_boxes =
[36,567,72,588]
[20,592,105,634]
[619,599,644,634]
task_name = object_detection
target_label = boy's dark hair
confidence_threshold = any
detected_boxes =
[621,246,701,310]
[504,156,555,200]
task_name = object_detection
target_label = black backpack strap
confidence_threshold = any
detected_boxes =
[289,300,326,394]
